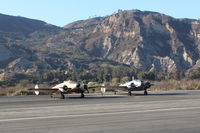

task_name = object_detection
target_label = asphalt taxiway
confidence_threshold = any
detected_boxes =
[0,90,200,133]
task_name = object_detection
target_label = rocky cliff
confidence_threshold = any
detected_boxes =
[53,10,200,72]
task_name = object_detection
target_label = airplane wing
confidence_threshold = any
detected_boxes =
[103,85,128,90]
[87,86,103,89]
[99,85,129,94]
[83,86,103,93]
[28,88,59,94]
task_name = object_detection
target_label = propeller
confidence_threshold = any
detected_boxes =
[63,85,68,91]
[130,83,135,88]
[84,84,89,93]
[76,83,80,88]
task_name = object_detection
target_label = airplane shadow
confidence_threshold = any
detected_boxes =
[48,92,188,100]
[67,93,188,99]
[67,96,125,99]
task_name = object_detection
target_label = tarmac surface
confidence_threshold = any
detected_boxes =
[0,90,200,133]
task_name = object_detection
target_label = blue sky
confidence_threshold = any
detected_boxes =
[0,0,199,27]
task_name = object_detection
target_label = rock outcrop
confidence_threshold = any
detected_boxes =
[51,10,200,72]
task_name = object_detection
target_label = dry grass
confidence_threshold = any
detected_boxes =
[0,83,48,96]
[151,79,200,91]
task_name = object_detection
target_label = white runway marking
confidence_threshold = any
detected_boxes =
[1,106,200,122]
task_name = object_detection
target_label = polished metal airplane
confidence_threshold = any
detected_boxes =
[101,79,153,96]
[29,80,96,99]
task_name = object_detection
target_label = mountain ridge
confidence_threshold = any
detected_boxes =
[0,10,200,80]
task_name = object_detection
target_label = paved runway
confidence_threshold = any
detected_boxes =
[0,90,200,133]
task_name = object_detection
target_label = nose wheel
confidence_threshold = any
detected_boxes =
[61,93,65,99]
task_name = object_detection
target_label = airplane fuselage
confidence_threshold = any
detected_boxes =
[119,80,151,91]
[52,80,87,93]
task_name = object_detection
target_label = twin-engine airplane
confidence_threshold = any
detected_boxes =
[29,78,154,99]
[29,80,94,99]
[101,79,154,96]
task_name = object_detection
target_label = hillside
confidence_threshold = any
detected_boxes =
[61,10,200,72]
[0,10,200,80]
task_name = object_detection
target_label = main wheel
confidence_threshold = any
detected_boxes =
[128,91,132,96]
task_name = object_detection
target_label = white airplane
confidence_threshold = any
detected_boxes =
[29,80,97,99]
[101,79,154,96]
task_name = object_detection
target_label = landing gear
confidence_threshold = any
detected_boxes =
[144,90,148,95]
[60,93,65,99]
[81,92,85,98]
[128,91,132,96]
[50,94,53,98]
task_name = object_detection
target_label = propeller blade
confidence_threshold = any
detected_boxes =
[84,85,89,93]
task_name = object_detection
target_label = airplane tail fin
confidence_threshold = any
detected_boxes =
[100,87,106,95]
[34,84,40,95]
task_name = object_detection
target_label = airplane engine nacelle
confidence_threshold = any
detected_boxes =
[127,83,135,88]
[76,83,80,88]
[134,80,142,87]
[63,85,68,91]
[58,85,68,92]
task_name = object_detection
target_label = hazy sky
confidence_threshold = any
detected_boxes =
[0,0,199,27]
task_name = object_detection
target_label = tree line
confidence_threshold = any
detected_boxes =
[0,67,200,87]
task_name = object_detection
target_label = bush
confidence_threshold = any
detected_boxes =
[137,72,156,80]
[121,76,131,82]
[188,68,200,79]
